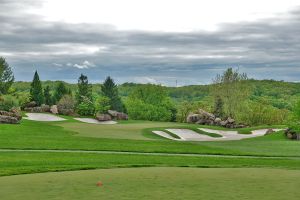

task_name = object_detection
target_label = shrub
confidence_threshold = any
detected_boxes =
[0,95,19,111]
[95,96,111,114]
[76,96,95,116]
[57,95,75,115]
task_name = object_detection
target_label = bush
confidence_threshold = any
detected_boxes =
[0,95,19,111]
[76,96,95,116]
[57,95,75,115]
[95,96,111,114]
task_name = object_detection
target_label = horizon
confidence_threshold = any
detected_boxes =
[1,0,300,86]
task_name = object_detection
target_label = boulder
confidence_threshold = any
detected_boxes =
[0,115,19,124]
[198,109,215,120]
[227,117,235,124]
[116,112,128,120]
[59,108,75,116]
[220,120,228,127]
[41,104,50,112]
[96,113,112,121]
[25,101,37,108]
[50,105,58,114]
[264,129,275,136]
[214,118,222,125]
[187,114,201,123]
[108,110,118,117]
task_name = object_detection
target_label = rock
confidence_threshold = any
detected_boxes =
[116,112,128,120]
[196,119,206,125]
[96,113,112,121]
[187,114,201,123]
[264,129,275,135]
[9,108,22,121]
[59,108,75,116]
[220,120,228,127]
[108,110,118,117]
[227,117,235,124]
[41,104,50,112]
[214,118,222,125]
[50,105,58,114]
[25,101,37,108]
[0,115,19,124]
[198,109,215,120]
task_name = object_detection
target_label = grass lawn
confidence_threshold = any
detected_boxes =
[0,119,298,157]
[1,167,300,200]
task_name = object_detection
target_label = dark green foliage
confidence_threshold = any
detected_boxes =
[30,71,44,105]
[54,82,70,103]
[76,74,92,105]
[126,84,175,121]
[213,96,224,118]
[44,86,52,105]
[0,57,14,94]
[101,76,123,112]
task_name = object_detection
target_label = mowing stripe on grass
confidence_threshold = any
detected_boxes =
[1,149,299,160]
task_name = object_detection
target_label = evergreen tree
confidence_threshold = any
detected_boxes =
[54,82,70,103]
[0,57,14,94]
[213,95,224,118]
[76,74,92,104]
[44,86,52,105]
[101,76,123,112]
[30,71,44,105]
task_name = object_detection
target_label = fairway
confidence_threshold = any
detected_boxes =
[1,167,300,200]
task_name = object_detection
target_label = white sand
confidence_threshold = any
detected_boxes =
[152,131,181,141]
[24,113,66,121]
[74,118,117,125]
[153,128,284,142]
[166,129,216,141]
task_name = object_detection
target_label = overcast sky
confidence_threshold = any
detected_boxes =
[1,0,300,86]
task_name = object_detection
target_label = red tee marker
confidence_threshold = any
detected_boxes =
[97,181,103,187]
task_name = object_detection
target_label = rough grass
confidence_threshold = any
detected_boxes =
[1,167,300,200]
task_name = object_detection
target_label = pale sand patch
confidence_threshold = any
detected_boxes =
[74,118,117,125]
[24,113,66,122]
[166,129,217,141]
[152,131,181,141]
[153,128,284,142]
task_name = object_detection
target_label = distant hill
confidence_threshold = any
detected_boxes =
[12,79,300,110]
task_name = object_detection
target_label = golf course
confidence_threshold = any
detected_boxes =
[0,113,299,199]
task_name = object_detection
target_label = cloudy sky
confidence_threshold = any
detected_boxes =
[1,0,300,86]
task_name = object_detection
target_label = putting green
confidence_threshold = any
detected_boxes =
[59,121,183,140]
[1,167,300,200]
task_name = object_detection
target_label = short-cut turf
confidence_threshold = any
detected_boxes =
[1,167,300,200]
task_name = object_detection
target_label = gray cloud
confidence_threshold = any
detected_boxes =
[0,1,300,85]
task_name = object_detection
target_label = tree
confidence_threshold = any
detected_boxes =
[95,96,111,114]
[212,68,250,119]
[44,86,52,105]
[54,82,70,103]
[101,76,123,112]
[30,71,44,105]
[76,74,92,105]
[125,84,175,121]
[213,96,224,118]
[0,57,14,94]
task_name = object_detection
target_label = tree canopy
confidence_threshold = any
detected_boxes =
[101,76,124,112]
[0,57,14,95]
[30,71,44,105]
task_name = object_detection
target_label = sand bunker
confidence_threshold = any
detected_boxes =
[24,113,66,122]
[74,118,117,125]
[152,128,284,141]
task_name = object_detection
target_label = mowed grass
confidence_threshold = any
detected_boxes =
[1,151,300,176]
[0,119,299,157]
[1,167,300,200]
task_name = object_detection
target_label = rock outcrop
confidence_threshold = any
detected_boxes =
[187,109,246,128]
[95,110,128,122]
[0,109,22,124]
[285,129,300,140]
[96,113,112,121]
[50,105,58,114]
